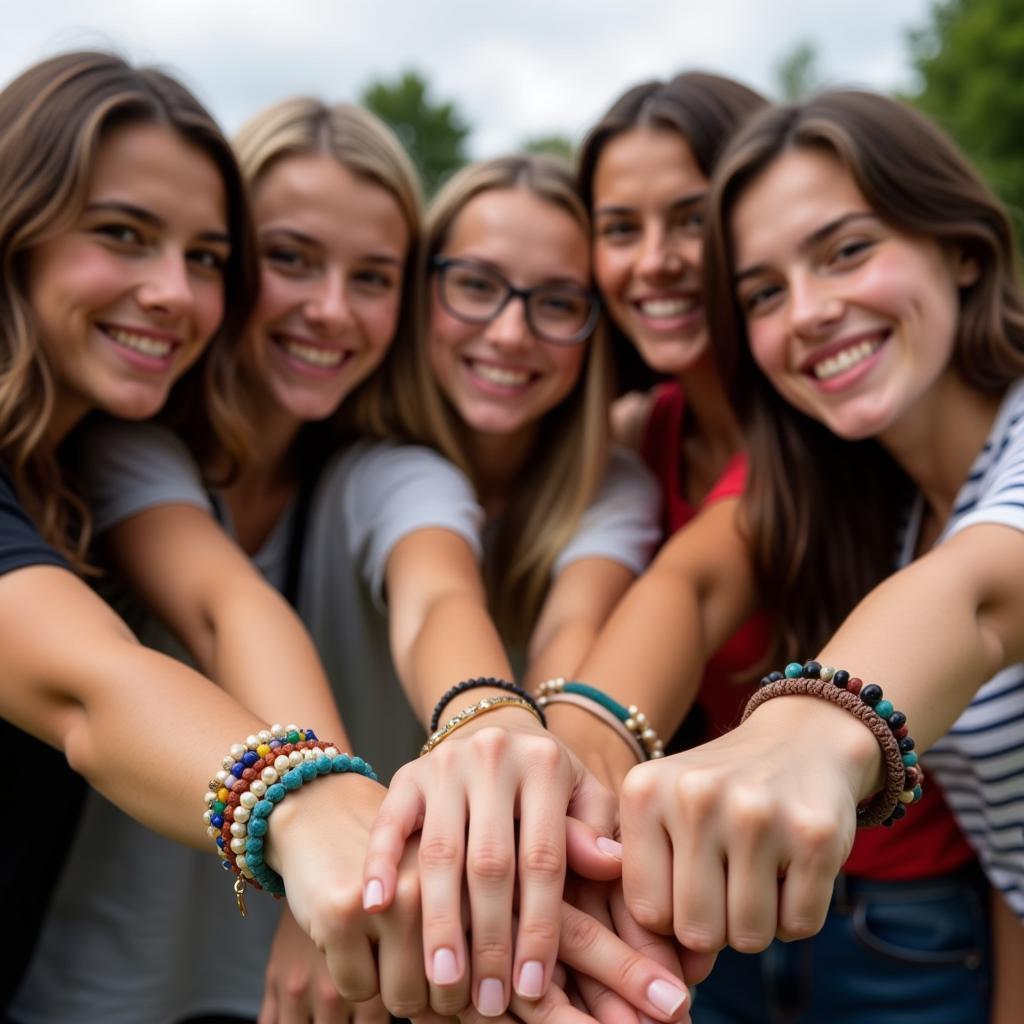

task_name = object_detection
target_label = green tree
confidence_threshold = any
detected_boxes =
[774,40,824,101]
[521,132,576,164]
[908,0,1024,228]
[361,70,470,197]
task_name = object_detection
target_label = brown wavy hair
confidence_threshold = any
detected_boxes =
[383,154,612,642]
[704,90,1024,660]
[0,51,257,565]
[577,71,766,393]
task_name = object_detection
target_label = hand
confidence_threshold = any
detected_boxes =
[260,906,389,1024]
[362,709,620,1016]
[619,697,878,956]
[544,700,641,798]
[265,772,430,1018]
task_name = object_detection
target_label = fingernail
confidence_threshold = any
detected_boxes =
[596,836,624,859]
[647,978,688,1016]
[516,960,544,999]
[362,878,384,910]
[432,947,459,985]
[477,977,505,1017]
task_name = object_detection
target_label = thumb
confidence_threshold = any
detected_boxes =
[565,815,623,881]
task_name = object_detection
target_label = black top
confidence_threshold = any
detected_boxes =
[0,469,85,1010]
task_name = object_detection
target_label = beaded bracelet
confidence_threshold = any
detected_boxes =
[742,661,923,827]
[539,691,647,764]
[430,677,547,733]
[420,694,544,757]
[536,678,665,759]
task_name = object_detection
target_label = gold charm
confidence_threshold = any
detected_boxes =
[234,875,248,918]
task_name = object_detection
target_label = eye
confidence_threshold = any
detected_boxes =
[450,268,501,297]
[95,223,144,247]
[352,268,397,293]
[188,247,227,274]
[264,246,312,274]
[738,281,783,316]
[534,289,588,319]
[596,218,638,242]
[829,238,874,266]
[671,206,705,236]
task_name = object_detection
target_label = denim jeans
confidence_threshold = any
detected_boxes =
[690,866,990,1024]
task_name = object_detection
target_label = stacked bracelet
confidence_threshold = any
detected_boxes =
[420,694,545,757]
[743,661,923,828]
[202,724,378,916]
[430,677,546,732]
[536,678,664,759]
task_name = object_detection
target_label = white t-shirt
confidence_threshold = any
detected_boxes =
[13,422,660,1024]
[906,379,1024,920]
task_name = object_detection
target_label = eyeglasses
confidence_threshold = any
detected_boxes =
[432,256,600,345]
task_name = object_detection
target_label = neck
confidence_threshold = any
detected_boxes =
[879,369,1003,524]
[460,422,538,517]
[676,354,744,465]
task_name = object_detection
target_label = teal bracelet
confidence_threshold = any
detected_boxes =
[537,677,664,759]
[238,752,378,910]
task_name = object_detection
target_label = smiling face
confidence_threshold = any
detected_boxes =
[28,121,229,436]
[731,147,976,443]
[428,187,590,444]
[249,154,409,427]
[592,127,709,375]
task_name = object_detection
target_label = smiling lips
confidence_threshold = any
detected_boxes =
[806,332,887,382]
[99,323,178,359]
[465,357,535,389]
[273,333,349,369]
[636,295,700,318]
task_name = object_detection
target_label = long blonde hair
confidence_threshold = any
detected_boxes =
[186,97,424,477]
[0,51,256,564]
[384,154,612,641]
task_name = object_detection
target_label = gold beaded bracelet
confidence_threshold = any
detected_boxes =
[419,694,545,757]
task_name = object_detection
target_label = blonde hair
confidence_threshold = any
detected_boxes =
[384,154,612,641]
[0,51,256,565]
[187,97,424,474]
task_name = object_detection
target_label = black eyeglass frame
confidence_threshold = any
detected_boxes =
[432,255,601,346]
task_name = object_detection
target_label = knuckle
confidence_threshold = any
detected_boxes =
[525,734,566,774]
[727,927,772,954]
[393,867,421,912]
[611,951,647,990]
[419,835,461,873]
[620,761,660,811]
[674,921,723,955]
[673,768,721,819]
[724,785,775,833]
[788,809,846,863]
[627,895,672,933]
[315,981,347,1010]
[384,994,429,1019]
[473,937,512,963]
[521,837,564,882]
[312,885,366,940]
[469,725,511,764]
[778,914,822,942]
[283,969,312,1001]
[560,907,603,954]
[468,839,514,885]
[516,916,560,949]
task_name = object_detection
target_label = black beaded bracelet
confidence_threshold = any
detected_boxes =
[430,677,547,733]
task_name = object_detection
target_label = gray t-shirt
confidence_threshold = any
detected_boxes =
[14,421,659,1023]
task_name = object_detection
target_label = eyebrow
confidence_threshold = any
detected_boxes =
[594,190,706,218]
[262,227,400,264]
[86,200,230,246]
[447,256,588,290]
[734,211,877,282]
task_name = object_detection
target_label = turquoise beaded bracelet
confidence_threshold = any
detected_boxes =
[536,678,664,759]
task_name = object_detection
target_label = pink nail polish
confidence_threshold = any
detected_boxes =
[596,836,624,858]
[432,947,459,985]
[647,978,687,1016]
[362,878,384,910]
[517,960,544,999]
[477,977,505,1017]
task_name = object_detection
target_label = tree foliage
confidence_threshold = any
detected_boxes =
[774,40,825,101]
[908,0,1024,228]
[521,133,576,164]
[361,69,470,197]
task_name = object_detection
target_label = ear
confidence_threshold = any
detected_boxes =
[951,246,980,288]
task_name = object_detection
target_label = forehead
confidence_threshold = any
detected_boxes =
[254,153,409,254]
[593,127,706,206]
[91,121,227,227]
[731,148,869,263]
[444,187,590,281]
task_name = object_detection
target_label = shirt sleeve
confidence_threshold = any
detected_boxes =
[705,452,750,505]
[0,473,68,577]
[78,420,213,535]
[332,442,485,610]
[554,446,662,577]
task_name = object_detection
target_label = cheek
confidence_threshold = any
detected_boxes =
[746,319,787,380]
[593,244,629,300]
[363,294,403,350]
[549,346,587,394]
[254,271,303,329]
[194,278,226,340]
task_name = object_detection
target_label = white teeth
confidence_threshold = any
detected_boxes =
[471,362,531,387]
[812,338,881,381]
[283,339,344,367]
[639,297,698,318]
[105,327,172,357]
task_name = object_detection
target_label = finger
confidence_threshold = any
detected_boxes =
[352,995,389,1024]
[565,816,623,883]
[619,764,674,935]
[323,931,380,1006]
[310,978,353,1024]
[608,884,684,977]
[257,984,280,1024]
[363,768,426,912]
[513,760,570,1000]
[566,767,619,838]
[417,762,470,1013]
[465,734,519,1016]
[723,813,780,953]
[776,812,848,942]
[510,981,607,1024]
[558,901,689,1021]
[378,845,431,1020]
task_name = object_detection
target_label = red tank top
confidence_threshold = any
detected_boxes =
[641,382,973,880]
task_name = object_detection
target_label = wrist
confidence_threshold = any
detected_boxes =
[546,702,636,792]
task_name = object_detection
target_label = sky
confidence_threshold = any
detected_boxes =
[4,0,935,158]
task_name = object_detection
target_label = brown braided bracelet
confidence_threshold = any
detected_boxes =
[741,673,913,827]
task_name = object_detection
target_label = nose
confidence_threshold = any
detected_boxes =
[637,223,686,281]
[305,267,353,333]
[788,271,843,337]
[135,249,194,319]
[483,294,531,349]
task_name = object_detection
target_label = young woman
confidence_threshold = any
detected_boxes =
[14,104,685,1024]
[616,90,1024,1021]
[360,154,675,1018]
[0,51,399,1020]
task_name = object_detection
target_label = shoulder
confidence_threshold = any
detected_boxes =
[0,472,68,577]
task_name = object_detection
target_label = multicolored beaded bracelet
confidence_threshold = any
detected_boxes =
[419,694,544,757]
[742,661,923,827]
[430,677,547,733]
[536,678,665,760]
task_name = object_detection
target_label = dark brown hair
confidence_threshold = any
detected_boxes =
[0,51,257,564]
[704,90,1024,659]
[578,71,766,393]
